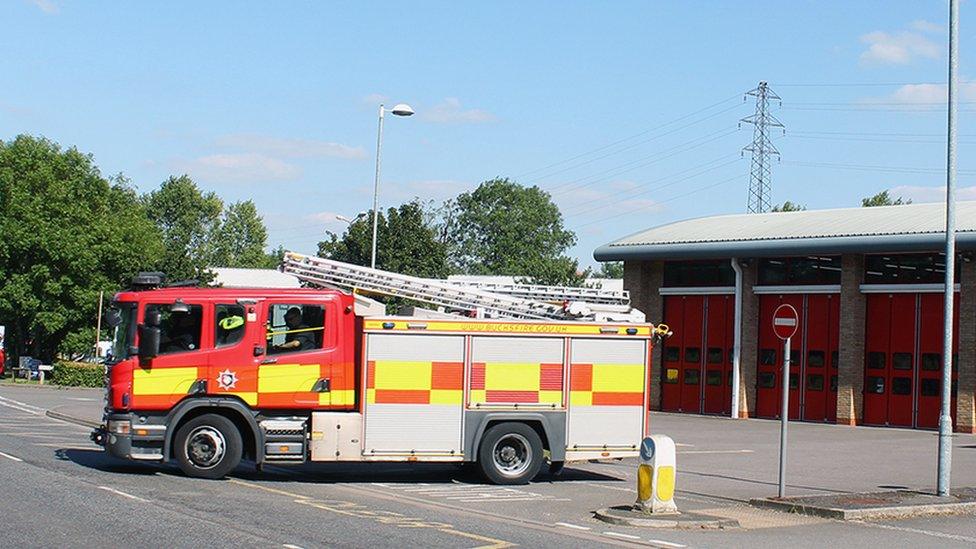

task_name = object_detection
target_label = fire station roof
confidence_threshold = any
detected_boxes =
[594,201,976,261]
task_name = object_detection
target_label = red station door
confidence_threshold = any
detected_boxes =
[757,294,840,422]
[661,295,734,414]
[864,293,959,429]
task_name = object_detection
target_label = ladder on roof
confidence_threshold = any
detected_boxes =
[445,279,629,306]
[280,252,644,322]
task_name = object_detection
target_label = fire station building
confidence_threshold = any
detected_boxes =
[594,202,976,433]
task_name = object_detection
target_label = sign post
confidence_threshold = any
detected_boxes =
[772,303,799,498]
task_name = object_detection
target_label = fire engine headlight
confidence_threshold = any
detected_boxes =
[108,420,131,435]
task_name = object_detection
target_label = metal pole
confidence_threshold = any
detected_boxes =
[730,258,743,419]
[94,291,104,357]
[938,0,959,498]
[779,335,791,498]
[370,104,386,269]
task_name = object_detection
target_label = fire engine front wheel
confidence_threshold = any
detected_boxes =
[174,414,242,479]
[477,423,543,485]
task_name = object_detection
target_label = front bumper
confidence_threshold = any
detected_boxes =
[95,413,166,461]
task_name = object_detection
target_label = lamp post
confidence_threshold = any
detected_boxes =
[336,212,366,226]
[371,102,415,269]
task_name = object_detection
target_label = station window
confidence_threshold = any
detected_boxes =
[921,353,941,371]
[758,256,842,285]
[684,347,701,364]
[867,352,886,370]
[706,369,722,386]
[864,253,960,285]
[758,372,776,388]
[147,303,203,355]
[707,347,723,364]
[662,260,734,287]
[891,377,912,395]
[807,350,825,368]
[920,378,940,397]
[760,349,777,365]
[663,368,679,384]
[830,375,838,392]
[684,369,700,385]
[807,374,824,391]
[664,346,680,362]
[892,353,913,370]
[789,375,800,390]
[831,351,839,370]
[866,376,885,394]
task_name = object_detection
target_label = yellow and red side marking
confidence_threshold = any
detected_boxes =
[468,362,563,405]
[366,360,464,405]
[364,319,652,336]
[570,363,645,406]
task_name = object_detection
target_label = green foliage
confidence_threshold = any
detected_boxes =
[445,178,582,286]
[596,261,624,278]
[0,135,162,362]
[862,190,911,207]
[53,360,104,387]
[211,200,272,268]
[771,201,806,212]
[142,175,223,282]
[318,201,449,278]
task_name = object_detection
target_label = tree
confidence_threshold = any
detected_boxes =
[142,175,223,282]
[771,201,806,212]
[862,190,911,207]
[317,200,448,279]
[0,135,162,361]
[211,200,272,268]
[445,178,583,286]
[595,261,624,278]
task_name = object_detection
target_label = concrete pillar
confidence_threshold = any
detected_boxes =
[737,260,759,418]
[957,259,976,433]
[624,260,664,410]
[837,254,866,426]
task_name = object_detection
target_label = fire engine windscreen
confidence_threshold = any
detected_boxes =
[109,304,136,361]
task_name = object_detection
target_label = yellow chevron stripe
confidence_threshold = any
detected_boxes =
[132,366,199,395]
[592,364,645,392]
[258,363,320,393]
[373,361,432,391]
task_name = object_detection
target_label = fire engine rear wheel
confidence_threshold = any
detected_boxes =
[477,423,543,485]
[174,414,242,479]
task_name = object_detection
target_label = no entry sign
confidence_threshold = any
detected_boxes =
[772,304,799,340]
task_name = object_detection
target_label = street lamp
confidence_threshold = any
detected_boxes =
[371,102,414,269]
[336,212,366,226]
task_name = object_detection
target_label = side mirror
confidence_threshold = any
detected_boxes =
[138,324,161,360]
[104,308,123,328]
[145,309,162,327]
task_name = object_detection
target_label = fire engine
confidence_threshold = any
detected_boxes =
[93,253,668,484]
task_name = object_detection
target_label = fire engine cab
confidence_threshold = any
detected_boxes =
[93,253,666,484]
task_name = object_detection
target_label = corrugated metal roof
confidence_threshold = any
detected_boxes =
[594,202,976,261]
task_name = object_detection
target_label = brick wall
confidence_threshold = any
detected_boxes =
[837,254,866,426]
[624,261,664,410]
[737,260,759,418]
[958,259,976,433]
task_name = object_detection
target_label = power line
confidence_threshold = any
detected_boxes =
[515,93,744,180]
[783,159,976,175]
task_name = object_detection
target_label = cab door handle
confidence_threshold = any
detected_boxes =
[261,358,277,365]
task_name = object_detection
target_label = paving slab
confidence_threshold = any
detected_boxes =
[750,487,976,520]
[594,505,740,529]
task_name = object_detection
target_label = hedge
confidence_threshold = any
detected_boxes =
[53,361,105,388]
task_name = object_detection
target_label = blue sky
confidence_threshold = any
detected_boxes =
[1,1,971,269]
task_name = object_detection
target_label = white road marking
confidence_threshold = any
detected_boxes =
[0,450,23,462]
[66,398,97,401]
[0,397,43,415]
[97,486,150,503]
[604,532,641,540]
[33,443,93,449]
[282,544,305,549]
[679,449,754,455]
[555,522,591,531]
[850,520,976,544]
[647,539,686,548]
[674,443,694,447]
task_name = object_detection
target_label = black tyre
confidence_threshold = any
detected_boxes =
[174,414,242,479]
[477,422,544,485]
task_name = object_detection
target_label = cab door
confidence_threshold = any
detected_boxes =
[131,301,210,411]
[256,299,341,409]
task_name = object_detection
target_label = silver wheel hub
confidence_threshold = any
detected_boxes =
[492,433,531,477]
[185,426,226,469]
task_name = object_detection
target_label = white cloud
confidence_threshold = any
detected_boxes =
[29,0,58,14]
[172,153,301,184]
[865,82,976,108]
[889,185,976,203]
[421,98,497,124]
[215,133,366,160]
[859,29,940,65]
[911,19,943,34]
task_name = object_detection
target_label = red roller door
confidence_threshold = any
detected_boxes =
[702,295,734,414]
[915,293,959,429]
[660,296,685,412]
[802,295,834,422]
[757,294,803,419]
[863,294,892,425]
[679,295,705,413]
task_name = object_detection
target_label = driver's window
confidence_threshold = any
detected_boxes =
[147,304,203,355]
[267,303,324,355]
